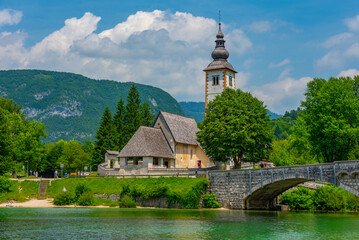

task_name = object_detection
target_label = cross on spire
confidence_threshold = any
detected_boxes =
[218,10,221,23]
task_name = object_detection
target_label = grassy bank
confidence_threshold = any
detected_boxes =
[48,177,208,209]
[0,178,39,203]
[1,177,210,209]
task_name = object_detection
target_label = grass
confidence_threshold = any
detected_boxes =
[47,177,208,208]
[47,177,206,197]
[0,180,39,203]
[1,177,208,209]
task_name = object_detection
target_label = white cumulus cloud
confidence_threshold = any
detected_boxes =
[322,32,353,48]
[226,29,252,55]
[317,14,359,70]
[345,14,359,32]
[0,9,22,27]
[337,69,359,78]
[249,76,312,113]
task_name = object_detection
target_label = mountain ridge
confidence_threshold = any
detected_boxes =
[0,69,184,143]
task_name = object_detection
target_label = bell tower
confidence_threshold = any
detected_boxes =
[203,21,237,111]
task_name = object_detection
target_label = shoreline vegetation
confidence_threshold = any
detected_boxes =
[0,176,221,209]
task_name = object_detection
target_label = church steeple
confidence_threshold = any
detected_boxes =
[211,23,229,61]
[204,22,236,72]
[203,20,238,112]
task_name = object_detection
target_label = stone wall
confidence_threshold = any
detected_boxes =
[94,194,180,208]
[208,160,359,210]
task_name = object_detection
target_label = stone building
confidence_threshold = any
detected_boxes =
[204,22,237,110]
[98,111,214,176]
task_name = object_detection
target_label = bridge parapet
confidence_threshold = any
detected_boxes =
[208,160,359,210]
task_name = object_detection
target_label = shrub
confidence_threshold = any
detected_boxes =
[280,186,315,210]
[180,178,208,209]
[346,192,359,210]
[53,192,75,205]
[119,195,138,208]
[313,185,347,211]
[75,183,91,200]
[280,185,359,211]
[144,184,168,199]
[121,183,130,195]
[203,193,222,208]
[0,176,13,193]
[78,192,95,206]
[166,191,181,207]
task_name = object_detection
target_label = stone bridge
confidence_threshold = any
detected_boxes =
[208,160,359,210]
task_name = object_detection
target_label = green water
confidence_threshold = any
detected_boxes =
[0,208,358,239]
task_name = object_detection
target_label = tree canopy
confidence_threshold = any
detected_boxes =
[197,88,273,169]
[300,76,359,162]
[0,97,46,175]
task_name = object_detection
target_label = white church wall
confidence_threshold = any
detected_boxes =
[207,70,224,102]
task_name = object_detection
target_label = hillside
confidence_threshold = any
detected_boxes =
[0,70,184,143]
[179,101,282,122]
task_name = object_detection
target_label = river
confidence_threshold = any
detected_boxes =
[0,208,358,239]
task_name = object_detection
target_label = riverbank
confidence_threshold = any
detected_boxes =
[0,198,55,208]
[1,177,212,209]
[0,198,114,208]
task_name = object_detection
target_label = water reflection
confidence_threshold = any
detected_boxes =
[0,208,359,239]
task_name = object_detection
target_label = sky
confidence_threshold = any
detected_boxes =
[0,0,359,114]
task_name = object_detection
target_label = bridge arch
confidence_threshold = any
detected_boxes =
[208,161,359,210]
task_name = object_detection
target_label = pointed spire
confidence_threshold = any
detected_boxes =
[211,22,229,60]
[203,18,237,73]
[216,22,224,39]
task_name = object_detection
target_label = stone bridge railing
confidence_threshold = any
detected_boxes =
[208,160,359,210]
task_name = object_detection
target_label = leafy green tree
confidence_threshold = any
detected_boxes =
[12,119,46,173]
[41,140,65,177]
[113,97,125,151]
[270,116,319,166]
[270,116,296,140]
[140,102,155,127]
[0,97,46,176]
[301,76,359,162]
[197,88,273,168]
[124,85,142,143]
[59,140,89,172]
[82,140,94,154]
[92,107,116,168]
[0,109,12,175]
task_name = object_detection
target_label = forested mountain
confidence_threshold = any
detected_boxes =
[179,101,205,122]
[0,70,184,143]
[179,101,282,122]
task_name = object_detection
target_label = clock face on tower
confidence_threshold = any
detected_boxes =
[203,22,237,111]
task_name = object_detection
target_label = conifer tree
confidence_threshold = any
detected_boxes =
[140,102,155,127]
[124,85,141,143]
[92,107,116,168]
[113,97,125,151]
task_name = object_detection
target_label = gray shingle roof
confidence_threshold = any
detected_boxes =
[159,111,199,145]
[203,59,237,73]
[118,126,174,158]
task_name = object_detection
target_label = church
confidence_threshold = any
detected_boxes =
[98,21,237,177]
